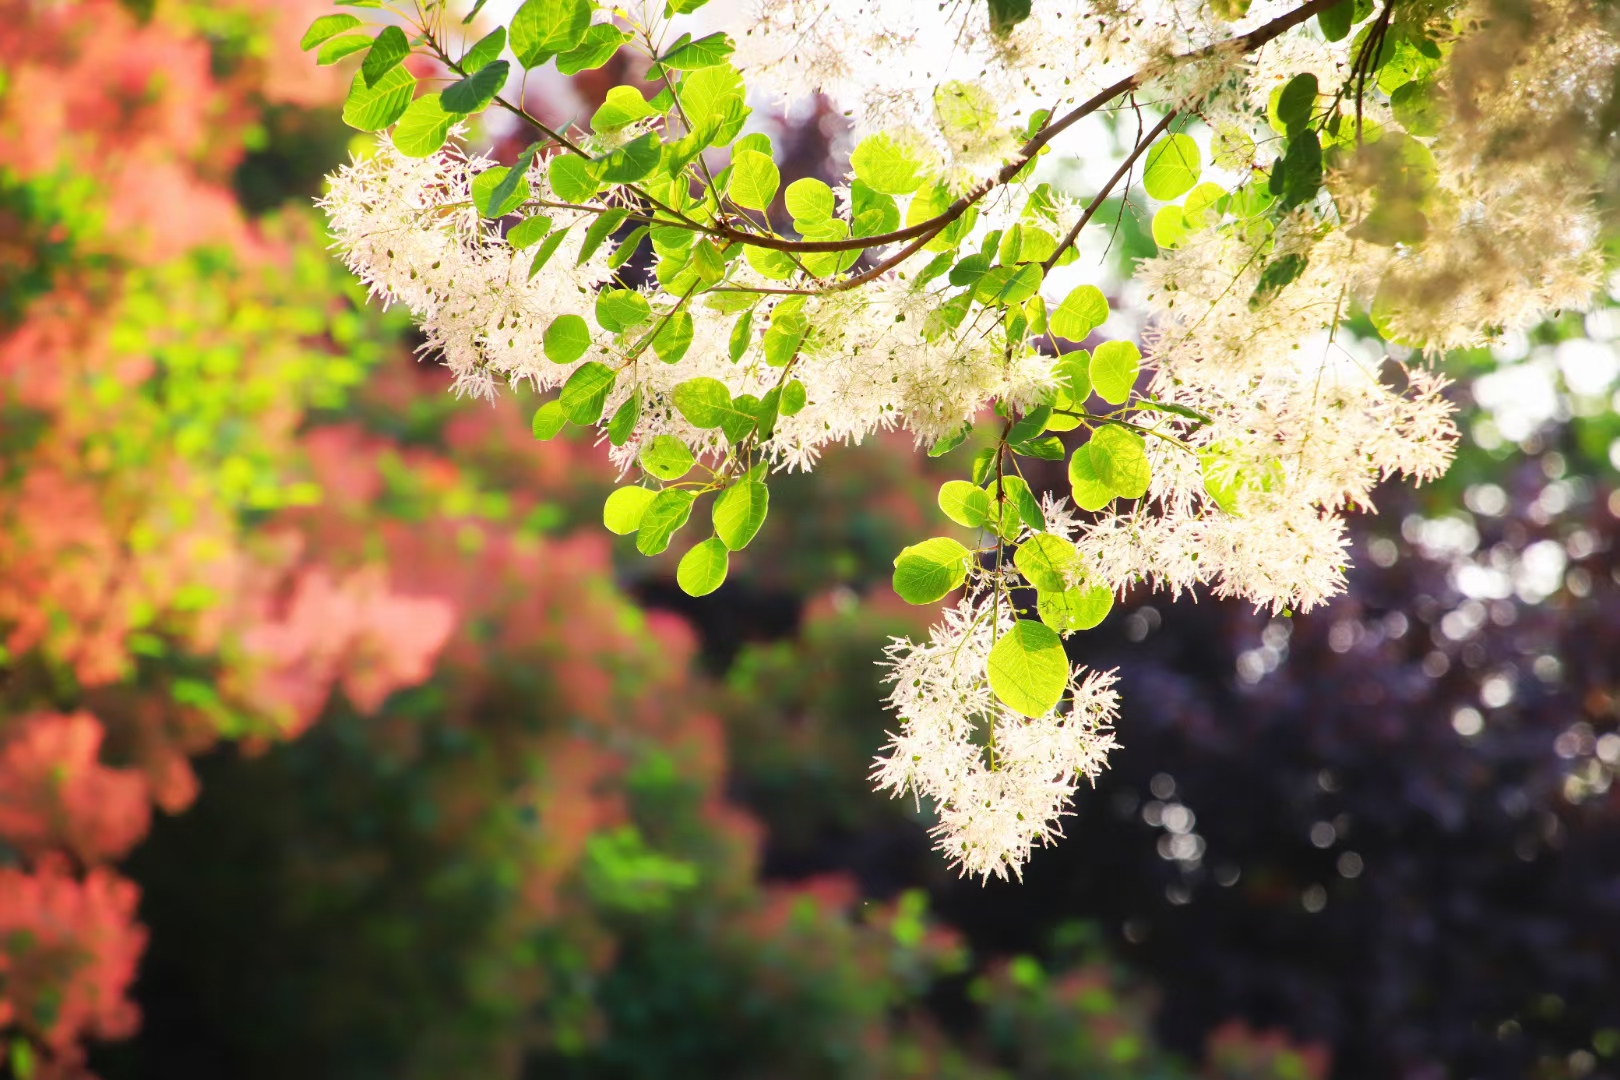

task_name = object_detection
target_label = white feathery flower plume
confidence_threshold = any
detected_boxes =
[874,595,1119,881]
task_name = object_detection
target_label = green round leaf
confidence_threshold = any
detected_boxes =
[635,489,696,556]
[507,215,553,250]
[676,537,730,596]
[1014,534,1078,592]
[993,475,1045,533]
[548,154,600,203]
[728,149,780,211]
[603,486,657,534]
[1067,443,1114,511]
[511,0,591,67]
[720,393,759,444]
[977,263,1043,308]
[850,132,923,195]
[442,59,510,114]
[1142,133,1201,201]
[1050,285,1109,342]
[1152,205,1191,249]
[606,390,641,446]
[558,23,629,74]
[317,34,374,66]
[1089,425,1151,500]
[987,620,1070,717]
[1089,340,1141,405]
[543,314,592,364]
[596,289,652,333]
[934,80,1000,143]
[892,537,972,605]
[744,244,797,281]
[302,13,362,50]
[713,480,769,550]
[591,85,657,132]
[672,378,732,429]
[460,27,507,76]
[1211,125,1257,171]
[597,131,662,184]
[1184,182,1226,216]
[558,361,615,424]
[785,177,835,223]
[639,435,696,481]
[1391,79,1441,136]
[1201,453,1245,514]
[1317,0,1354,41]
[658,30,736,71]
[780,379,808,416]
[532,399,568,441]
[652,311,695,363]
[1275,73,1319,135]
[343,66,416,132]
[1058,351,1093,403]
[938,480,991,527]
[392,92,454,158]
[1038,584,1115,632]
[472,165,530,218]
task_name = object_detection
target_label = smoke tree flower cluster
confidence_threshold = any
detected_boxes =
[308,0,1619,878]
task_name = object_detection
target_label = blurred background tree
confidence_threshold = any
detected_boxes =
[0,2,1617,1079]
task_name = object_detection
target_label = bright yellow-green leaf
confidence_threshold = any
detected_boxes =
[1014,534,1078,592]
[317,34,373,65]
[392,92,454,158]
[672,377,731,428]
[508,215,553,249]
[1050,285,1109,342]
[938,480,991,527]
[652,311,694,363]
[785,177,835,223]
[532,399,568,440]
[1038,584,1115,632]
[442,59,509,113]
[472,166,529,218]
[559,361,615,424]
[713,480,769,550]
[892,537,972,604]
[548,154,599,202]
[1089,425,1151,499]
[851,132,924,195]
[543,314,591,364]
[639,435,695,480]
[1089,340,1141,404]
[1068,443,1114,511]
[1142,133,1201,201]
[677,537,730,595]
[729,150,780,211]
[1152,205,1191,249]
[636,489,696,555]
[511,0,591,67]
[592,86,657,132]
[987,620,1069,717]
[604,486,657,534]
[343,65,416,131]
[302,13,362,50]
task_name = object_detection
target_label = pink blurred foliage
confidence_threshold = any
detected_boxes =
[0,858,145,1073]
[230,555,455,738]
[0,713,151,864]
[0,0,250,261]
[0,0,946,1071]
[0,0,467,1068]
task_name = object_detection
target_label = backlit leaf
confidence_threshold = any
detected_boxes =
[987,620,1069,717]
